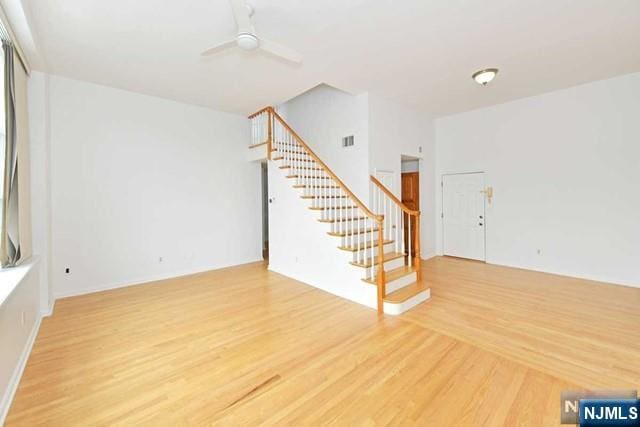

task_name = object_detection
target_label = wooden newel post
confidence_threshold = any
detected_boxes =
[415,212,422,281]
[267,108,273,160]
[376,217,386,314]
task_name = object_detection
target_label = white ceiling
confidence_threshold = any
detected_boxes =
[16,0,640,117]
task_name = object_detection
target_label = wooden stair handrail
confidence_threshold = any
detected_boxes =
[250,106,387,313]
[247,106,272,119]
[370,174,422,281]
[370,175,419,216]
[270,108,383,223]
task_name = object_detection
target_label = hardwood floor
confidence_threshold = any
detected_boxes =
[6,257,640,425]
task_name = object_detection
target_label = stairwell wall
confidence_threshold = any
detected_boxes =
[267,87,445,309]
[276,84,370,203]
[368,93,437,259]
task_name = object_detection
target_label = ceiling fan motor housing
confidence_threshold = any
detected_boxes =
[237,33,259,50]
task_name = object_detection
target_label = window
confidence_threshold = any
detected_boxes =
[0,47,4,232]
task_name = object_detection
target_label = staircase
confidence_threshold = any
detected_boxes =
[249,106,430,315]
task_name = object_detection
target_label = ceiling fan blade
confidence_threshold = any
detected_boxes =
[259,39,302,64]
[201,40,236,56]
[229,0,253,33]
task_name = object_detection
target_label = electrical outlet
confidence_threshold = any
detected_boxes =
[159,256,163,263]
[21,311,26,326]
[537,249,542,255]
[418,146,422,153]
[65,267,70,274]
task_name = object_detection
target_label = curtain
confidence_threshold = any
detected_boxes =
[0,41,19,267]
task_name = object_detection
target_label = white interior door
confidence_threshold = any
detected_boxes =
[442,172,486,261]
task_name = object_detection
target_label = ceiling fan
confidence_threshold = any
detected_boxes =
[201,0,302,64]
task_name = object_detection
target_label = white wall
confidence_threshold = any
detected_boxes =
[28,73,53,313]
[267,163,377,308]
[275,87,437,261]
[34,74,262,298]
[401,160,419,173]
[0,260,40,423]
[278,84,370,202]
[368,94,437,258]
[435,72,640,287]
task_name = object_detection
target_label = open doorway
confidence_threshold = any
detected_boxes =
[261,161,269,261]
[401,156,420,260]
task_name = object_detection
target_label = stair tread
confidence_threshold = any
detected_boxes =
[310,206,359,210]
[287,175,332,179]
[294,185,340,189]
[273,156,313,162]
[384,281,430,304]
[339,239,393,252]
[350,252,405,268]
[328,227,379,237]
[362,265,415,284]
[318,216,367,223]
[272,149,306,155]
[301,195,348,199]
[279,166,323,170]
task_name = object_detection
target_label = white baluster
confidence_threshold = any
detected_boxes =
[369,218,373,280]
[348,206,357,252]
[397,205,400,254]
[408,214,412,267]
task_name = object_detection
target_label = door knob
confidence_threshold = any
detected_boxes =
[480,187,493,204]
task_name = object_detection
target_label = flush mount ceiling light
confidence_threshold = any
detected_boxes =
[472,68,499,86]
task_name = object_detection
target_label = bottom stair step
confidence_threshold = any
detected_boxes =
[383,281,431,315]
[384,281,430,304]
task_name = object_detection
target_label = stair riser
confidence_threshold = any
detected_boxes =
[299,188,342,197]
[385,272,418,294]
[350,242,395,262]
[291,178,336,187]
[317,210,372,221]
[272,142,304,150]
[341,232,402,250]
[308,198,355,208]
[357,256,406,276]
[384,288,431,315]
[336,230,381,246]
[371,257,406,274]
[324,220,370,233]
[276,157,315,165]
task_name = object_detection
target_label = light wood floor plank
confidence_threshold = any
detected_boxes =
[6,257,639,425]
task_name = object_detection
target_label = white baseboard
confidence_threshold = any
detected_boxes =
[0,313,42,424]
[421,252,437,261]
[40,299,55,317]
[430,253,639,289]
[485,258,640,290]
[53,258,265,299]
